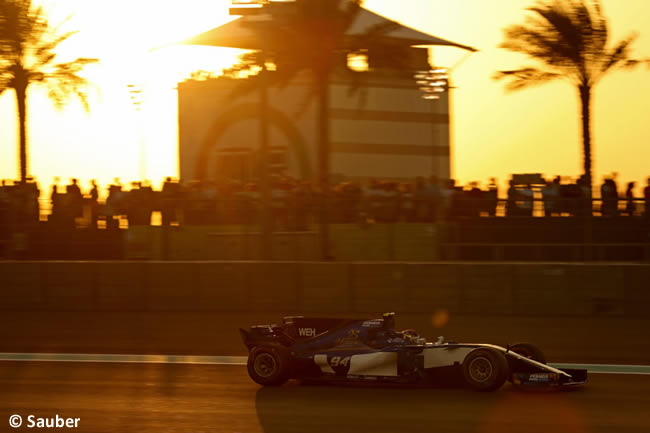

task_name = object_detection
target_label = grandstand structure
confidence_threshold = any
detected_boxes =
[177,4,474,184]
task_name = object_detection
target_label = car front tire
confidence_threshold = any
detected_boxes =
[463,348,508,392]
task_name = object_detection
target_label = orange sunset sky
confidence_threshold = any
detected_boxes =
[1,0,649,197]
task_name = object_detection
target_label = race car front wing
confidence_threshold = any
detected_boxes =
[512,368,588,388]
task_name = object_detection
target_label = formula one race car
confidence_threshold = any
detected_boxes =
[240,313,587,391]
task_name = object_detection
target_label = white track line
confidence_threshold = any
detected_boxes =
[0,353,247,365]
[550,363,650,375]
[1,353,649,375]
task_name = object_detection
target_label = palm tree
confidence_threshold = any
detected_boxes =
[230,0,411,259]
[494,0,644,198]
[0,0,97,182]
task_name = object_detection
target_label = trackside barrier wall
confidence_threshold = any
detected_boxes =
[123,225,433,261]
[1,262,648,316]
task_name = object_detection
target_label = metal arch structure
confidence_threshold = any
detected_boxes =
[196,102,312,181]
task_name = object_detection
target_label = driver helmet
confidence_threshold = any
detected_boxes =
[382,312,396,331]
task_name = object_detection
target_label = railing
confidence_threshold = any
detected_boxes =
[27,196,650,228]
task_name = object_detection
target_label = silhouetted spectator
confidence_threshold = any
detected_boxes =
[398,182,414,221]
[366,179,382,222]
[601,177,615,217]
[64,178,83,227]
[467,182,483,218]
[610,174,620,215]
[139,182,155,225]
[385,182,402,222]
[444,179,461,219]
[625,182,636,216]
[506,179,518,217]
[17,179,40,224]
[270,178,290,229]
[89,180,99,228]
[552,176,568,215]
[561,180,582,216]
[105,184,122,230]
[293,181,312,230]
[430,176,444,221]
[412,177,427,221]
[578,175,592,216]
[542,180,557,217]
[332,181,361,223]
[161,177,180,226]
[0,181,9,251]
[487,178,498,217]
[126,182,155,226]
[644,178,650,218]
[49,182,61,225]
[518,184,534,217]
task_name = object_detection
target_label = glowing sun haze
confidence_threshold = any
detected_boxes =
[0,0,649,196]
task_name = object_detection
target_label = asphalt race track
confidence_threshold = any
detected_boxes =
[1,361,649,433]
[2,312,649,432]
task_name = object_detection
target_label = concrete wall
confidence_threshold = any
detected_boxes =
[1,261,648,317]
[123,224,439,261]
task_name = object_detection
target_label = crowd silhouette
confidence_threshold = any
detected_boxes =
[1,175,649,233]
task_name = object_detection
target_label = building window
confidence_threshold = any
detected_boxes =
[215,145,288,182]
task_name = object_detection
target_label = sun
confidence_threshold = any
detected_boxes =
[9,0,245,191]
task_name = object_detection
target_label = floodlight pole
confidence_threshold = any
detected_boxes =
[231,3,273,260]
[127,84,146,182]
[258,58,273,261]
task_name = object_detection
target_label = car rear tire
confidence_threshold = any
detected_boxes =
[510,343,546,364]
[463,348,508,392]
[247,346,290,386]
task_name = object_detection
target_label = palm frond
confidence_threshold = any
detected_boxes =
[500,21,581,76]
[32,30,76,66]
[225,49,298,102]
[498,0,643,89]
[41,57,97,111]
[0,66,10,95]
[493,67,563,91]
[227,0,364,103]
[528,2,583,62]
[23,6,48,46]
[338,65,368,111]
[351,19,399,46]
[599,33,639,75]
[579,0,608,57]
[225,0,411,119]
[496,0,644,196]
[349,20,412,72]
[0,0,96,181]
